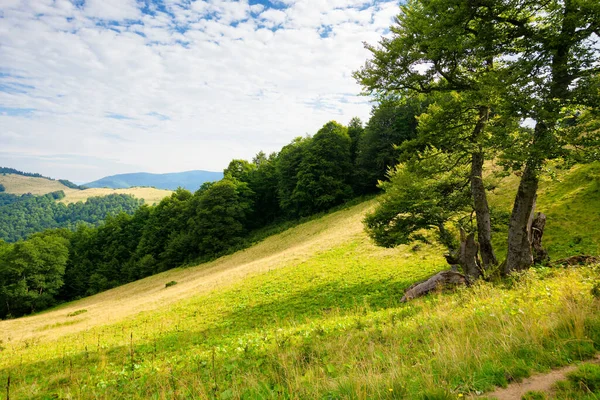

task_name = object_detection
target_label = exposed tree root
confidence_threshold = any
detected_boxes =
[400,270,468,302]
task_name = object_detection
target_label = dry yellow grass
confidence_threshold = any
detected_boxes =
[0,173,172,204]
[0,201,381,345]
[59,187,172,205]
[0,173,69,195]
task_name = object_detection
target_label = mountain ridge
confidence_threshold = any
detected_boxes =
[84,170,224,191]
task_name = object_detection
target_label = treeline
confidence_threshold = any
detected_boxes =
[0,192,144,242]
[0,167,49,179]
[0,100,424,318]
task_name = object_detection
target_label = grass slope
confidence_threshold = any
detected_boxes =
[0,173,172,205]
[0,173,70,195]
[0,164,599,399]
[59,187,172,205]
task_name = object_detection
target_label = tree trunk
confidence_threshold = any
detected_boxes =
[468,104,496,270]
[531,212,548,264]
[460,230,482,280]
[445,229,482,281]
[505,163,539,274]
[400,270,468,302]
[471,149,497,269]
[505,0,578,275]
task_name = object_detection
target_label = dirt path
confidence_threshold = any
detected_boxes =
[484,355,600,399]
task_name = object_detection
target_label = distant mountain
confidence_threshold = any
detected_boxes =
[84,170,224,192]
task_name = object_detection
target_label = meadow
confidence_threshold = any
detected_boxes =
[0,174,172,205]
[0,163,598,399]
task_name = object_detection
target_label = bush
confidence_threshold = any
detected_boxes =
[165,281,177,288]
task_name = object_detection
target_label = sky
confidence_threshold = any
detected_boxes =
[0,0,400,183]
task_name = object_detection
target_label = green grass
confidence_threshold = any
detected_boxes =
[0,163,599,399]
[489,161,600,260]
[548,363,600,399]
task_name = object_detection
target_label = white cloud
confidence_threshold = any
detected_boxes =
[83,0,142,21]
[0,0,399,181]
[260,9,287,27]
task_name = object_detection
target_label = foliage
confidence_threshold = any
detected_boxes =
[0,183,4,192]
[275,136,312,217]
[0,166,49,179]
[293,121,354,216]
[364,151,471,249]
[188,178,254,258]
[0,192,144,242]
[0,231,70,318]
[58,179,85,190]
[354,98,424,193]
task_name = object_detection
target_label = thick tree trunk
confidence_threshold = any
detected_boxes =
[471,150,497,269]
[460,230,482,280]
[531,212,548,264]
[505,163,539,274]
[504,0,579,275]
[444,229,482,281]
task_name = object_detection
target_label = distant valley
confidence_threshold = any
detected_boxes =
[84,170,224,191]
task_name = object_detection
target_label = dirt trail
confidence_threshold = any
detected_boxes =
[484,355,600,399]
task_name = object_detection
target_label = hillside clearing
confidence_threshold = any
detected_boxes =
[59,186,172,205]
[0,164,598,399]
[0,173,69,195]
[0,173,172,204]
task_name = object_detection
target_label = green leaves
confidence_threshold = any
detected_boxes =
[0,232,69,318]
[364,151,471,249]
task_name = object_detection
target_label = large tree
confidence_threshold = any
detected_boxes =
[499,0,600,273]
[356,0,599,274]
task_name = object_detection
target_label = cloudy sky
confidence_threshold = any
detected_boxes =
[0,0,399,183]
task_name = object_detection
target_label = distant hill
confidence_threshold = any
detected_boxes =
[1,166,84,190]
[84,170,224,191]
[0,173,172,205]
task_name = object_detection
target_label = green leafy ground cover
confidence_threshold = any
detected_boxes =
[0,163,598,399]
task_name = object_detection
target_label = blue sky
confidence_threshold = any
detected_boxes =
[0,0,399,182]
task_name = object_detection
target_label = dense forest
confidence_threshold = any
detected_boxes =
[1,0,598,319]
[0,100,423,319]
[0,192,144,242]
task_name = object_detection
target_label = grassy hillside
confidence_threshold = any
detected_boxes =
[0,173,172,205]
[59,187,173,205]
[0,164,598,399]
[0,173,70,195]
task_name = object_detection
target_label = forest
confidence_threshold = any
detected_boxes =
[0,0,598,320]
[0,192,144,242]
[0,101,420,319]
